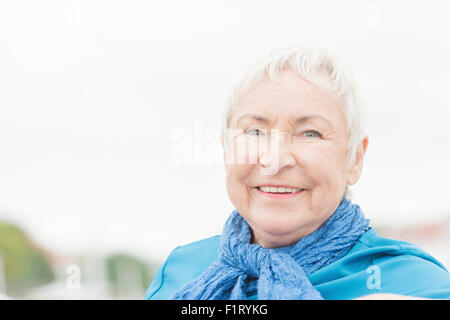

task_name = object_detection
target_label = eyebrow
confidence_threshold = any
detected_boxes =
[294,114,332,126]
[236,113,271,126]
[236,113,332,126]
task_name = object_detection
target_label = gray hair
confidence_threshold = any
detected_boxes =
[221,45,368,198]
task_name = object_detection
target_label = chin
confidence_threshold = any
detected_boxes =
[249,213,306,239]
[252,223,305,248]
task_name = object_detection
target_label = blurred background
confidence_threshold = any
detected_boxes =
[0,0,449,299]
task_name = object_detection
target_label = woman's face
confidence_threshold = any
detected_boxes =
[222,69,368,248]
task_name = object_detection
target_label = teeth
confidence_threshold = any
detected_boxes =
[258,186,303,193]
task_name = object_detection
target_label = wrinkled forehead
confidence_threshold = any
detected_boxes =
[228,69,345,128]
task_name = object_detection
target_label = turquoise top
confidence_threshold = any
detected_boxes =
[145,228,450,300]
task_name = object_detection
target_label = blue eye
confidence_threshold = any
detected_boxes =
[245,129,264,136]
[303,130,321,138]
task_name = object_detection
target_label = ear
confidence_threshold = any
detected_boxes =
[346,135,369,186]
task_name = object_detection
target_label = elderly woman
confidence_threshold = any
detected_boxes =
[146,46,450,300]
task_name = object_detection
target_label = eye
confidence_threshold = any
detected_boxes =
[244,128,265,136]
[302,130,322,138]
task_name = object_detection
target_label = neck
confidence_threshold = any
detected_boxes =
[249,224,317,249]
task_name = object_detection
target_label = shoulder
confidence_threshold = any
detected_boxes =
[171,235,221,257]
[145,235,220,300]
[339,228,450,299]
[355,228,447,271]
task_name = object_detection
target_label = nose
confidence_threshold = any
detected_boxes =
[259,130,296,175]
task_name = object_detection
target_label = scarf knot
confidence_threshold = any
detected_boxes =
[221,243,271,278]
[172,196,370,300]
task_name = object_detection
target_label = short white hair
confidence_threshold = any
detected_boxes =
[221,45,368,198]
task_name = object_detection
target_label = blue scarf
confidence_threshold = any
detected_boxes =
[172,196,370,300]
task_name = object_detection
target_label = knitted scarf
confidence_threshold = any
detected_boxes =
[172,196,370,300]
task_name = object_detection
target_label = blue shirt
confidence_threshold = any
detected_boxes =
[145,228,450,300]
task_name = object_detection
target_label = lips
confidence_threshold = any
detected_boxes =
[254,185,305,199]
[257,185,304,194]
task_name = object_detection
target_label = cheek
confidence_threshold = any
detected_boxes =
[225,163,255,207]
[227,136,261,165]
[298,146,348,188]
[225,137,262,191]
[226,163,253,184]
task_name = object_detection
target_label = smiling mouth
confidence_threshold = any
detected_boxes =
[254,185,305,199]
[256,186,305,194]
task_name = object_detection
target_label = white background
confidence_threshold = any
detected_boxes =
[0,0,449,262]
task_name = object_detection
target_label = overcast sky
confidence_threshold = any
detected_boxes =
[0,0,449,263]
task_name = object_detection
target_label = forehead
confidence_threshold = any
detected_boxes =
[231,69,345,126]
